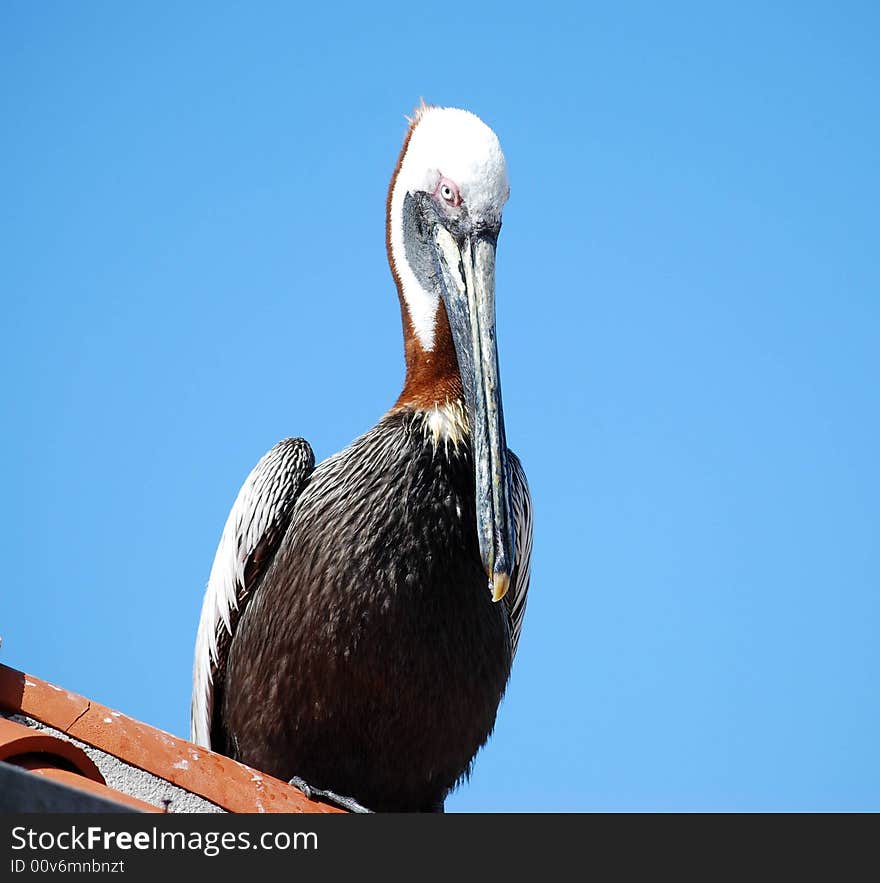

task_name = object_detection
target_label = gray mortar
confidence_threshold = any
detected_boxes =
[4,712,224,813]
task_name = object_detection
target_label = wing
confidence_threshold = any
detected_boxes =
[191,437,314,748]
[505,451,533,659]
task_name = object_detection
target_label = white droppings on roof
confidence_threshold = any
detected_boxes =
[111,712,121,718]
[172,759,189,770]
[103,717,112,724]
[251,771,266,811]
[24,679,36,687]
[189,749,201,761]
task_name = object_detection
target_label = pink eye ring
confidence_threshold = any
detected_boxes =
[435,176,462,207]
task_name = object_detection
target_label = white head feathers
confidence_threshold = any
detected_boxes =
[389,106,509,351]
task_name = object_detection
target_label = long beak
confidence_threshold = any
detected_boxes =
[432,224,516,601]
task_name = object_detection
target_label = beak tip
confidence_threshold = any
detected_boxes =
[491,572,511,603]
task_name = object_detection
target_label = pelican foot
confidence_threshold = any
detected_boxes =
[288,776,373,814]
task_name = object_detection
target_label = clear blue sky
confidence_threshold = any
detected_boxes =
[2,2,878,812]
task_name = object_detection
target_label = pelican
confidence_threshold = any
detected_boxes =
[191,104,532,812]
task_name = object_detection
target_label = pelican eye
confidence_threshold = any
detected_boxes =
[436,177,461,208]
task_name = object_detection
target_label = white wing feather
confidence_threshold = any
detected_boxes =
[191,438,313,747]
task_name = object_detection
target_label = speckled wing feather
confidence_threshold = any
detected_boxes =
[191,438,314,748]
[505,451,532,658]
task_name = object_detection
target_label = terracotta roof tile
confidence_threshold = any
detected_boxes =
[0,715,159,812]
[0,664,342,814]
[0,715,102,781]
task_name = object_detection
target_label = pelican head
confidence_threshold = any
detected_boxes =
[388,104,514,602]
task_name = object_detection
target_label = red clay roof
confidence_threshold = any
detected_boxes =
[0,715,159,812]
[0,664,342,813]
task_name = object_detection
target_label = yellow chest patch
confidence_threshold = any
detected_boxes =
[420,401,469,449]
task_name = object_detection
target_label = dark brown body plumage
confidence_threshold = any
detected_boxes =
[220,410,513,812]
